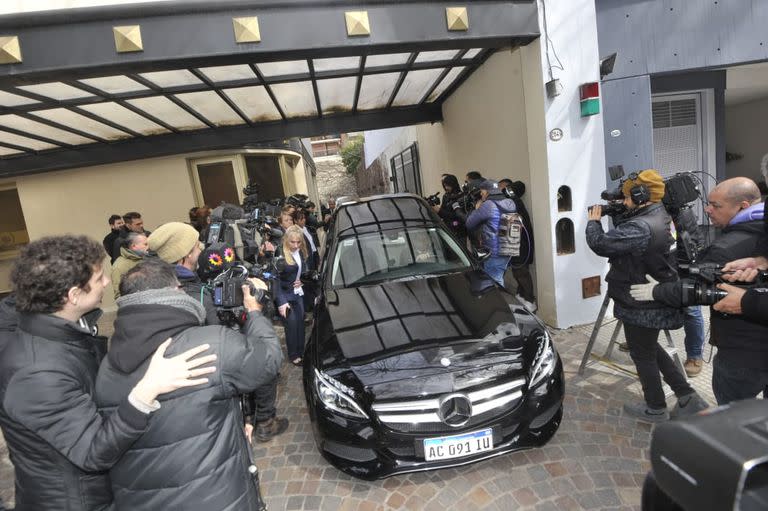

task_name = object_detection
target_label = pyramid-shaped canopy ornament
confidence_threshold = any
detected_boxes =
[345,11,371,37]
[446,7,469,31]
[0,36,22,64]
[113,25,143,53]
[233,17,261,43]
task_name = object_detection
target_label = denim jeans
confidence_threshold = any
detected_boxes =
[712,353,768,405]
[484,255,511,286]
[683,306,705,360]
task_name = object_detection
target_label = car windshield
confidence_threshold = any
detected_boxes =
[330,226,471,288]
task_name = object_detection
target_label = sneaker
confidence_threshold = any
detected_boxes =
[684,358,703,378]
[255,417,290,443]
[670,392,709,419]
[622,402,669,424]
[515,294,538,313]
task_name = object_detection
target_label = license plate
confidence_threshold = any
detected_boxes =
[423,428,493,461]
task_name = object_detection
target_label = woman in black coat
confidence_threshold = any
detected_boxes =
[276,226,309,366]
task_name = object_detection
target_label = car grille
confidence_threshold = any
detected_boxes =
[371,377,526,433]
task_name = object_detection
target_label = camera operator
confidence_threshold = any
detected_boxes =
[630,177,767,405]
[499,179,537,312]
[433,173,469,245]
[95,258,280,510]
[149,223,290,442]
[0,236,215,510]
[464,179,517,286]
[586,170,707,423]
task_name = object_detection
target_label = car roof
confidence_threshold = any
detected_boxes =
[331,193,443,238]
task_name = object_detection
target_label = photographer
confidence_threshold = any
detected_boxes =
[464,179,517,286]
[149,223,289,442]
[630,177,767,405]
[434,173,468,245]
[0,236,215,510]
[586,170,706,423]
[96,259,280,510]
[499,179,537,312]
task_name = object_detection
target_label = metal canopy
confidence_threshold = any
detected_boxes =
[0,0,538,177]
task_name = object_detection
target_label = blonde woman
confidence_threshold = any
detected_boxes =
[275,225,309,365]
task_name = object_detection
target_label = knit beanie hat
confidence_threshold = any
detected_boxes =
[148,222,201,263]
[621,169,665,203]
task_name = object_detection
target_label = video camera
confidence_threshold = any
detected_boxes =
[593,167,702,219]
[211,262,276,324]
[677,262,768,306]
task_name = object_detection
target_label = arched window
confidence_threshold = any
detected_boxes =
[557,185,572,212]
[556,218,575,255]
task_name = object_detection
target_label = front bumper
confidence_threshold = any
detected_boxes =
[307,358,565,480]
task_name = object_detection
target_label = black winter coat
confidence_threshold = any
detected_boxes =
[653,218,768,368]
[0,311,150,511]
[95,296,282,511]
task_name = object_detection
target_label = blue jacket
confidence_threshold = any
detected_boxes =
[275,256,306,307]
[465,195,517,256]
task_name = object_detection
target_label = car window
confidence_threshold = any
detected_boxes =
[331,227,470,288]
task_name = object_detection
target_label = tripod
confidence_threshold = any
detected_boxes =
[578,294,686,378]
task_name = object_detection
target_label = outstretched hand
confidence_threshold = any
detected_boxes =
[133,339,217,404]
[713,284,744,315]
[629,274,659,302]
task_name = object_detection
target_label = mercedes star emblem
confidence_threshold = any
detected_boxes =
[438,393,472,427]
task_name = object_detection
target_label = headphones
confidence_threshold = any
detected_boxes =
[627,172,651,205]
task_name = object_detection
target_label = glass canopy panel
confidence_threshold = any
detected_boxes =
[270,82,317,117]
[257,60,309,78]
[0,130,57,150]
[198,65,257,83]
[313,57,360,73]
[30,109,130,139]
[0,114,94,144]
[222,86,281,122]
[365,53,411,69]
[126,97,206,131]
[16,83,93,101]
[0,91,39,107]
[392,68,445,106]
[317,77,356,114]
[78,103,169,135]
[414,50,460,63]
[0,146,22,156]
[78,76,148,94]
[427,67,466,103]
[175,91,244,126]
[463,48,483,59]
[139,70,202,88]
[357,73,400,110]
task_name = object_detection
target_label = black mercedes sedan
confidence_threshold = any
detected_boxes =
[303,194,564,480]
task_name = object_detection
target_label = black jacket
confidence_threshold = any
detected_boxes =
[176,265,220,325]
[95,292,282,511]
[437,191,469,240]
[0,311,150,511]
[653,218,768,368]
[102,230,121,263]
[742,287,768,324]
[586,203,683,329]
[275,256,306,307]
[110,227,151,262]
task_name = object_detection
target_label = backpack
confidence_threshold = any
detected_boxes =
[497,211,523,257]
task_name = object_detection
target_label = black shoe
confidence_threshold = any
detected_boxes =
[255,417,290,443]
[670,392,709,419]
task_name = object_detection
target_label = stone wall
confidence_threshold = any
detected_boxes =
[314,155,358,204]
[356,156,391,197]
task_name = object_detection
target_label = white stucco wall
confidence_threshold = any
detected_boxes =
[362,0,608,328]
[1,0,172,15]
[725,98,768,185]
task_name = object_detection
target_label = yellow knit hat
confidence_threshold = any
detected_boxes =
[148,222,201,264]
[621,169,665,204]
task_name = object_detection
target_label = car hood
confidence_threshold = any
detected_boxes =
[314,270,546,400]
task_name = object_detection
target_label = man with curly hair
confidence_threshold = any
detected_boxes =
[0,235,217,511]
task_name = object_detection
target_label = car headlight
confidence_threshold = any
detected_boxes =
[314,369,369,419]
[529,331,557,388]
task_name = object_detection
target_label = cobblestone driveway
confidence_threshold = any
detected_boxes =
[1,314,717,510]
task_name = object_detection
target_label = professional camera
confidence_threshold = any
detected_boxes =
[644,399,768,511]
[285,193,310,211]
[425,192,441,207]
[677,263,768,306]
[211,263,275,323]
